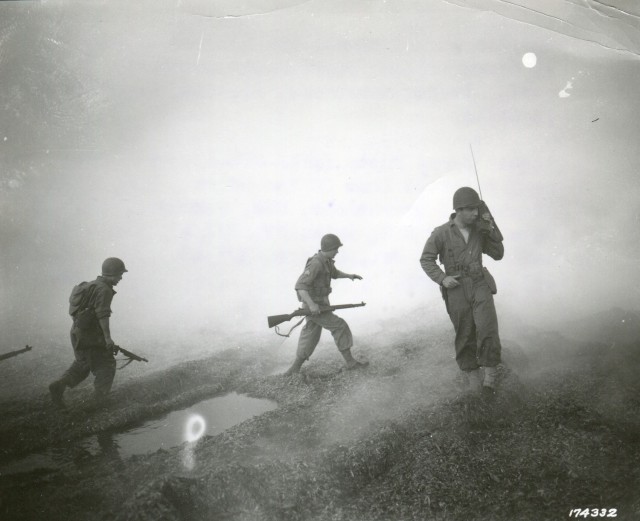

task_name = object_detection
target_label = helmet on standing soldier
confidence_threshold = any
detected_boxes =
[102,257,128,276]
[321,234,343,252]
[453,187,481,210]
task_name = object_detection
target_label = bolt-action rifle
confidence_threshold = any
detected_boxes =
[267,302,366,329]
[0,345,33,362]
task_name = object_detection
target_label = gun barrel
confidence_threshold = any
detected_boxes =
[267,302,366,328]
[0,345,33,361]
[328,302,366,310]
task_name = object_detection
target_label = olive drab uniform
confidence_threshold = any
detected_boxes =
[294,251,353,360]
[420,215,504,371]
[62,276,117,397]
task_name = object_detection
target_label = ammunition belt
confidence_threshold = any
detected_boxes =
[445,262,483,281]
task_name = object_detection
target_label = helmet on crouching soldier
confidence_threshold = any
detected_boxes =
[102,257,128,276]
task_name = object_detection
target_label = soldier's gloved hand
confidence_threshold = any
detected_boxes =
[442,275,461,289]
[349,274,363,281]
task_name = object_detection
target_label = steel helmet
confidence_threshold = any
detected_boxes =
[102,257,128,276]
[320,234,343,252]
[453,187,481,210]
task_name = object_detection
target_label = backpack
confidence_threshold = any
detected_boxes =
[69,281,98,329]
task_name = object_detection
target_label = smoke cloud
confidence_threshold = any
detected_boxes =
[1,0,638,356]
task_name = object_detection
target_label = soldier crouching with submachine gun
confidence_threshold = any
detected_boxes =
[271,234,369,375]
[420,187,504,398]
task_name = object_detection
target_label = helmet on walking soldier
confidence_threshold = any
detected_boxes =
[453,187,481,210]
[321,234,343,252]
[102,257,128,276]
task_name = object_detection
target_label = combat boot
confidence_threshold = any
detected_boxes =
[48,379,68,410]
[341,349,369,371]
[463,368,482,394]
[283,357,305,376]
[482,366,499,401]
[483,366,498,387]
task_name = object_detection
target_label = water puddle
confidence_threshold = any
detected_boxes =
[115,392,277,456]
[0,392,277,476]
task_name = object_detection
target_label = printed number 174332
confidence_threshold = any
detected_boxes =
[569,509,617,518]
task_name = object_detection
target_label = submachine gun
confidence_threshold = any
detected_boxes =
[267,302,366,337]
[112,345,148,369]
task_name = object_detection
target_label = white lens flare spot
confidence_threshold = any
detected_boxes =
[522,52,537,68]
[185,414,206,443]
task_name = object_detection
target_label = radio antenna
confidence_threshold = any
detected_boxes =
[469,144,483,200]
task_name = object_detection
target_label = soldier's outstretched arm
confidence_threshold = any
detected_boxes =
[335,270,362,280]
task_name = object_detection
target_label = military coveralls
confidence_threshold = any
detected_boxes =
[420,215,504,371]
[294,251,353,360]
[62,276,117,397]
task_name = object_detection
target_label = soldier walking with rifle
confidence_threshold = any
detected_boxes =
[283,234,369,375]
[49,257,130,409]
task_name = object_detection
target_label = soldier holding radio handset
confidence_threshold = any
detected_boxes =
[420,187,504,398]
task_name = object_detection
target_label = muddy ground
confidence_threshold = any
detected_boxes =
[1,318,639,521]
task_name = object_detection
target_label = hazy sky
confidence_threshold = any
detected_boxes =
[1,0,639,349]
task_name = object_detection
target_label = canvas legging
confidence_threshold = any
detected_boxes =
[296,311,353,360]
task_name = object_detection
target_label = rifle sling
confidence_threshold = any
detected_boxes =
[115,357,135,370]
[274,316,306,338]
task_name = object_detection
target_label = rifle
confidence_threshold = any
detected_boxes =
[0,345,33,362]
[268,302,366,329]
[113,345,148,367]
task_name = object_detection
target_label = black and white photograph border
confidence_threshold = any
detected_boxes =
[1,1,639,520]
